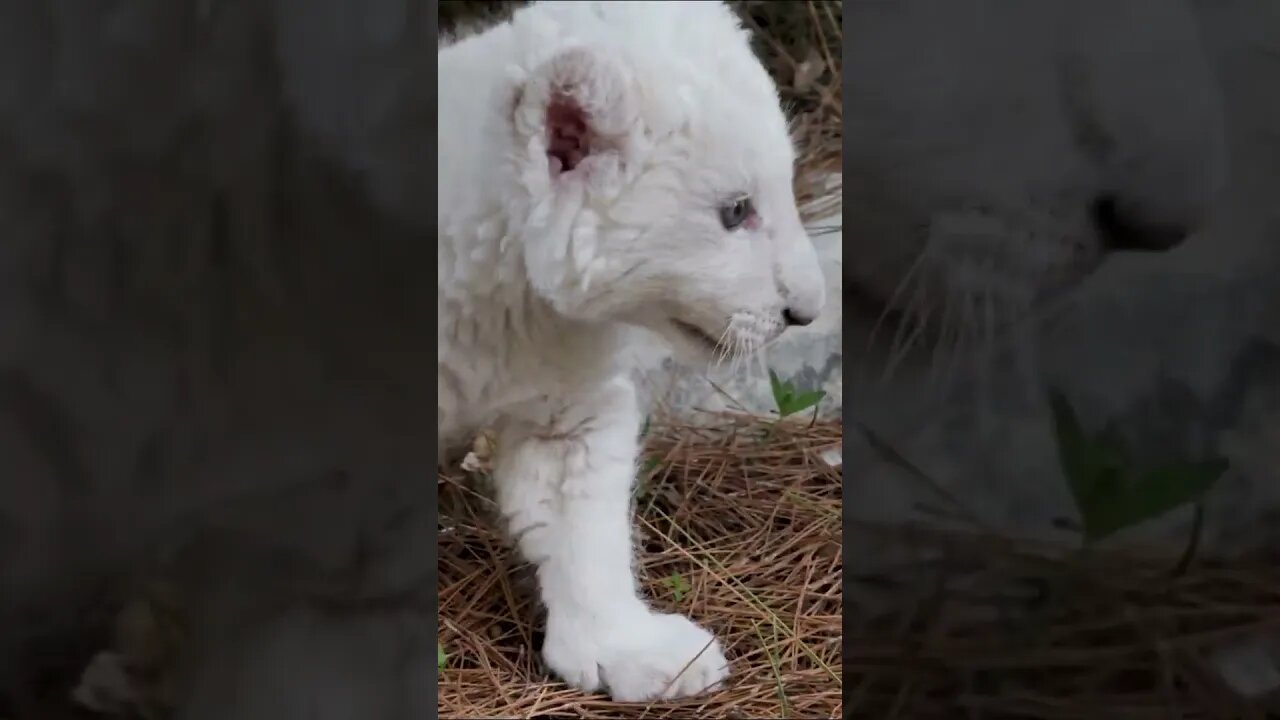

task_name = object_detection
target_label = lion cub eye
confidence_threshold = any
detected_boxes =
[719,197,755,231]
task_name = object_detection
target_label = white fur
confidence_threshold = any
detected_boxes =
[844,0,1228,384]
[437,0,825,701]
[843,0,1280,561]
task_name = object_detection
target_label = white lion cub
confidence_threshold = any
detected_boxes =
[438,1,826,701]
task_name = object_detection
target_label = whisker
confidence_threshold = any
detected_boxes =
[976,279,998,427]
[754,341,769,381]
[737,335,747,381]
[1012,290,1042,402]
[724,327,743,378]
[736,331,754,378]
[929,277,959,386]
[942,283,978,393]
[868,248,930,352]
[709,321,735,373]
[881,272,932,383]
[718,325,736,368]
[981,274,1078,403]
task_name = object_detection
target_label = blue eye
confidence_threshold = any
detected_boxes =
[719,197,754,230]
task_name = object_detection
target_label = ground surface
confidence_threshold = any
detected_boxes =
[847,523,1280,718]
[437,414,843,719]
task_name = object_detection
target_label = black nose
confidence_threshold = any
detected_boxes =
[782,308,815,327]
[1091,194,1191,253]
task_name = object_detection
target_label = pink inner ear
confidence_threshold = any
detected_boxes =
[546,94,590,175]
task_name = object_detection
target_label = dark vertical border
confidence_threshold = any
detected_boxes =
[426,0,441,716]
[839,1,852,716]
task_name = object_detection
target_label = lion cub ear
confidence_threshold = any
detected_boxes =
[512,46,639,179]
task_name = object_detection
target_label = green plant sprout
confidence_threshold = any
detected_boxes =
[768,369,826,418]
[1047,388,1228,545]
[438,641,447,670]
[662,572,692,602]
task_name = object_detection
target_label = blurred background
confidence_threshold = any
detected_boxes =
[3,0,1279,718]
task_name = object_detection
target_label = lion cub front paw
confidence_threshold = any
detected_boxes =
[542,610,729,702]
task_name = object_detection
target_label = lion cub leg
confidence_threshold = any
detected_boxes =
[491,377,729,701]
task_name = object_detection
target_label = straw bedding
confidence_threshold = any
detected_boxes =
[437,415,844,718]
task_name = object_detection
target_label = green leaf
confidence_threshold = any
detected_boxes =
[663,572,691,602]
[1047,387,1230,543]
[784,389,827,416]
[1077,472,1142,542]
[768,369,791,413]
[1047,388,1108,511]
[1121,458,1228,528]
[1080,458,1228,543]
[1094,421,1131,469]
[438,641,447,670]
[769,368,826,417]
